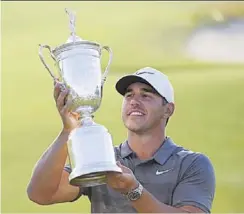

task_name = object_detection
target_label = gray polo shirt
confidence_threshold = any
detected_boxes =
[65,137,215,213]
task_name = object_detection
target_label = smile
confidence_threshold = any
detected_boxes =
[128,111,145,116]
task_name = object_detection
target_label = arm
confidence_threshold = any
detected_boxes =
[27,130,81,205]
[171,153,216,212]
[132,154,215,213]
[27,81,85,205]
[130,188,204,213]
[107,154,215,213]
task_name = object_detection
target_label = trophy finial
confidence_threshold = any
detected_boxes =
[65,8,82,43]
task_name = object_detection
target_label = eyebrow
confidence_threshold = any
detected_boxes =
[125,87,158,94]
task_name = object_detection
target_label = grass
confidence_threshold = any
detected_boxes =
[2,1,244,213]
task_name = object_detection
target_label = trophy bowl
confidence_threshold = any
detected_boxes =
[38,8,122,187]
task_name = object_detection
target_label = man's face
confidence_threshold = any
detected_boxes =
[122,82,172,134]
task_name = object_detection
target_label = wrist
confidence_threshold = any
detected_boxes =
[123,182,144,201]
[60,129,72,138]
[61,128,72,134]
[129,180,140,192]
[53,129,71,146]
[121,179,139,194]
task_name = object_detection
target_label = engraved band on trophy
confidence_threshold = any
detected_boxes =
[38,8,122,187]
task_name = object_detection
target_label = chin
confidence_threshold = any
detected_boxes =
[128,127,140,133]
[125,122,144,133]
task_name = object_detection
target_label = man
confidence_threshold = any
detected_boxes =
[27,67,216,213]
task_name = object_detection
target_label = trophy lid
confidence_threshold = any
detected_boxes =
[66,35,82,43]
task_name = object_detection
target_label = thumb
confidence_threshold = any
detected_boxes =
[116,161,131,173]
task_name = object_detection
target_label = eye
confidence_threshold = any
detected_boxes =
[125,93,132,98]
[142,93,150,98]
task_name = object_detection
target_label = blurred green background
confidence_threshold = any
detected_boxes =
[2,1,244,213]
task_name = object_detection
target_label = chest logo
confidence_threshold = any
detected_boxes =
[156,168,173,175]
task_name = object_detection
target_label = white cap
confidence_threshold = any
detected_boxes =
[115,67,174,103]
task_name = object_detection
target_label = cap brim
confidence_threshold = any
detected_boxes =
[115,75,155,96]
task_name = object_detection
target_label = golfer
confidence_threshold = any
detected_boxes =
[27,67,215,213]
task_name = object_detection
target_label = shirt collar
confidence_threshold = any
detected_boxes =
[153,137,179,165]
[120,140,133,158]
[120,137,179,165]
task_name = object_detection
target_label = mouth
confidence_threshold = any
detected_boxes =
[127,110,146,116]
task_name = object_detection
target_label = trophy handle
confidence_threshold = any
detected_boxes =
[101,46,113,86]
[38,44,58,81]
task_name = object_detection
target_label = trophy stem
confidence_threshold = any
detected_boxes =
[80,113,94,126]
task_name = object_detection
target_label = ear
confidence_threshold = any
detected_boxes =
[164,103,175,119]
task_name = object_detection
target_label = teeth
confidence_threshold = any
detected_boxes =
[130,111,143,116]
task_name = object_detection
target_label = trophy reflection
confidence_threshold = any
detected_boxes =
[38,8,122,187]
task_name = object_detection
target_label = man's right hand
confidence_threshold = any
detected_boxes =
[53,81,80,132]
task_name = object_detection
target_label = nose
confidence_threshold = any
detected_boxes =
[130,96,140,106]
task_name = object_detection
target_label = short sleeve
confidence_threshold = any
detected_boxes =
[64,164,91,201]
[172,154,216,213]
[64,164,72,174]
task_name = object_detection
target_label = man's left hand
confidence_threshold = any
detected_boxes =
[106,162,139,194]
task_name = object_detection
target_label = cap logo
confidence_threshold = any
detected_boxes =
[135,71,155,76]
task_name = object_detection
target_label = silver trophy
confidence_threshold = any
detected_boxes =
[38,8,122,187]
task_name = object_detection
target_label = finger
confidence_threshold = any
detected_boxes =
[61,98,73,114]
[116,162,131,173]
[106,172,120,181]
[56,88,69,110]
[53,82,63,101]
[70,112,81,121]
[116,161,121,165]
[116,161,125,168]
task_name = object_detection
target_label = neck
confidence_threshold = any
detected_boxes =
[127,125,166,160]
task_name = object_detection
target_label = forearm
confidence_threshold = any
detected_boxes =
[131,188,189,213]
[27,129,71,198]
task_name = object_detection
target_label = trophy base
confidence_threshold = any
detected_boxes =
[69,163,122,187]
[69,172,106,187]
